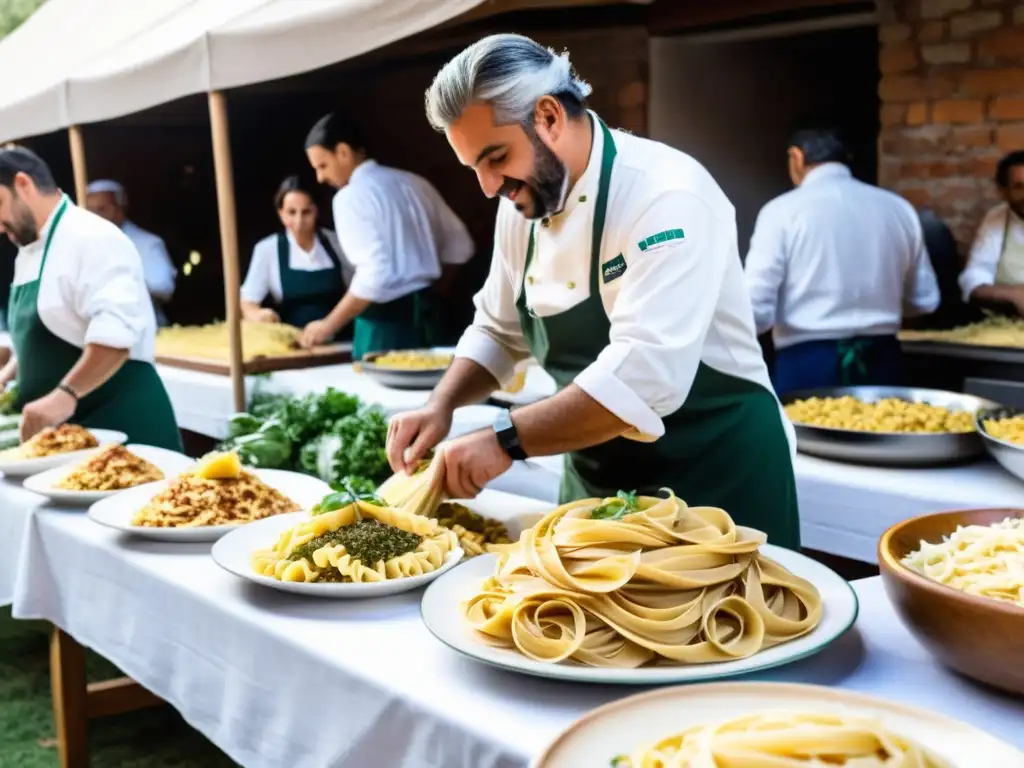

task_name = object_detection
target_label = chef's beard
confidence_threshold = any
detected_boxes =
[2,195,38,247]
[499,129,568,220]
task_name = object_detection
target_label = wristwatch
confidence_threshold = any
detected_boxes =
[493,408,527,461]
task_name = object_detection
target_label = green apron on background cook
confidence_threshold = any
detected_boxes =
[276,230,350,343]
[515,118,800,549]
[8,197,183,451]
[353,287,441,361]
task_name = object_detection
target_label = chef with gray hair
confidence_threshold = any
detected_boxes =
[385,33,801,548]
[86,179,176,326]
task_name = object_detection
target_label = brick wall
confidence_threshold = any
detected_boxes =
[877,0,1024,250]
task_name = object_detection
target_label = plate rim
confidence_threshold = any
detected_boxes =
[420,545,859,684]
[528,680,1024,768]
[0,428,129,474]
[210,512,467,597]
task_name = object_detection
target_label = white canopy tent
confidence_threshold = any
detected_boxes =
[0,0,486,143]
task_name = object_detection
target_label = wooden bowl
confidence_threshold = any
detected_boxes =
[878,508,1024,696]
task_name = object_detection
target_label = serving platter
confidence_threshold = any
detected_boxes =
[531,682,1024,768]
[976,406,1024,484]
[421,544,858,685]
[782,386,999,466]
[359,347,455,390]
[0,428,128,477]
[87,468,330,542]
[23,445,193,505]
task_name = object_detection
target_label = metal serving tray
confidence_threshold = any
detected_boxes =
[359,349,452,390]
[781,386,1001,467]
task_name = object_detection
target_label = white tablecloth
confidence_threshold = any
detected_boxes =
[11,504,1024,767]
[0,480,45,606]
[796,454,1024,562]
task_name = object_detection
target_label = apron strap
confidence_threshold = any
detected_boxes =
[40,196,70,273]
[275,231,289,278]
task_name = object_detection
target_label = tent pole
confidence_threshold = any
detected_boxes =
[207,91,245,413]
[67,126,88,205]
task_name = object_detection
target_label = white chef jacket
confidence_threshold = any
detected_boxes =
[12,198,157,362]
[331,160,474,304]
[240,229,353,305]
[959,203,1024,301]
[744,163,940,350]
[121,220,175,327]
[456,115,789,447]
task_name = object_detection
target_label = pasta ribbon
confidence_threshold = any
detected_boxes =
[462,493,822,668]
[616,711,951,767]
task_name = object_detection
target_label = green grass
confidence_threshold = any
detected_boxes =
[0,608,235,767]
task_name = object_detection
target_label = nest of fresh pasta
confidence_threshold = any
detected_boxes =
[251,499,458,583]
[463,491,823,668]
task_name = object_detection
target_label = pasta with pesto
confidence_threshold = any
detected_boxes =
[251,499,458,583]
[901,517,1024,607]
[462,492,822,668]
[612,711,952,767]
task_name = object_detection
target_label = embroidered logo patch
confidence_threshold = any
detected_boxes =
[602,254,627,283]
[637,228,685,252]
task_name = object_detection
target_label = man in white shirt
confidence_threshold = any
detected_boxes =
[744,123,940,393]
[303,113,475,357]
[0,148,180,449]
[85,179,177,327]
[386,34,800,548]
[959,151,1024,314]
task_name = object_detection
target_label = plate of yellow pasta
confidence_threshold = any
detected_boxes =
[531,682,1023,767]
[0,425,128,477]
[360,348,455,390]
[23,444,193,505]
[781,386,999,466]
[977,407,1024,484]
[421,491,857,684]
[211,500,465,597]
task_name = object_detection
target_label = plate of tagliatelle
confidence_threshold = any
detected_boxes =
[87,451,330,542]
[359,348,455,390]
[211,500,465,598]
[420,491,858,685]
[23,444,194,505]
[0,424,128,477]
[530,682,1024,768]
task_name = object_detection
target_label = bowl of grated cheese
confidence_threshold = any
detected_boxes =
[878,508,1024,696]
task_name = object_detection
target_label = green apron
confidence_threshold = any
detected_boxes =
[515,118,800,549]
[8,197,183,451]
[276,230,349,341]
[353,288,441,360]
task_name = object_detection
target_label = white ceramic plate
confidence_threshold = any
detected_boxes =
[211,511,465,598]
[87,468,331,542]
[531,681,1024,768]
[0,428,128,477]
[421,544,858,685]
[23,445,194,505]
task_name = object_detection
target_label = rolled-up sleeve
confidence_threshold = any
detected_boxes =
[454,228,531,386]
[903,216,940,316]
[743,201,786,335]
[574,191,730,440]
[73,233,151,349]
[959,207,1005,301]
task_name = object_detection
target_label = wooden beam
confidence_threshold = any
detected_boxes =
[50,628,88,768]
[646,0,867,34]
[86,677,164,719]
[207,90,245,413]
[67,126,88,206]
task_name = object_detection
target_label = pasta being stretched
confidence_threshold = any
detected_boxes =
[251,499,458,583]
[462,492,822,668]
[612,711,952,767]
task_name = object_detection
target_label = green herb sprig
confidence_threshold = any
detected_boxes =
[590,490,640,521]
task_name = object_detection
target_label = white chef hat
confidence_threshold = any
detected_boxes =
[86,179,127,206]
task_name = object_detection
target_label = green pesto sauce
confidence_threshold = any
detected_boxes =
[289,519,422,568]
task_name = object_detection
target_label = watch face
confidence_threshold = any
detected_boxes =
[494,409,513,432]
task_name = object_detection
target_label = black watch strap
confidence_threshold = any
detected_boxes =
[493,409,527,461]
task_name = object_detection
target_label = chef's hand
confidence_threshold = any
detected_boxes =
[300,319,334,349]
[387,404,453,473]
[20,389,76,442]
[435,429,512,499]
[254,308,280,324]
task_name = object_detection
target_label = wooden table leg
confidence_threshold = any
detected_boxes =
[50,627,88,768]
